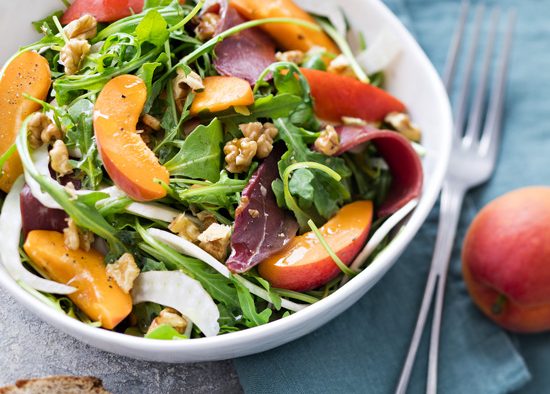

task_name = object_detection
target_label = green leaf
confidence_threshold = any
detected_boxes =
[133,302,163,333]
[212,94,303,127]
[144,324,188,340]
[233,279,272,327]
[274,118,352,229]
[65,99,103,189]
[172,170,250,214]
[135,10,170,47]
[137,56,168,95]
[141,258,168,272]
[144,0,174,9]
[164,118,223,182]
[32,10,64,35]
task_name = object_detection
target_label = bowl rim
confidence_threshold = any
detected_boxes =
[0,0,452,360]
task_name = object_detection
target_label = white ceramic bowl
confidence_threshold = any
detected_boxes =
[0,0,452,362]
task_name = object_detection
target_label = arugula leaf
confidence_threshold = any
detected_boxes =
[164,118,223,182]
[32,10,64,35]
[141,258,168,272]
[233,279,272,327]
[133,302,163,333]
[135,10,170,47]
[137,55,168,95]
[65,99,103,189]
[274,118,352,228]
[212,94,303,135]
[255,62,319,131]
[145,324,187,340]
[172,170,251,214]
[143,0,174,9]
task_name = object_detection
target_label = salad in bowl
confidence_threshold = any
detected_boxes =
[0,0,427,342]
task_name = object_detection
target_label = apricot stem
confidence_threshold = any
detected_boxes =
[492,294,507,315]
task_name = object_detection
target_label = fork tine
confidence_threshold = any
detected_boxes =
[479,10,517,157]
[462,9,500,148]
[442,0,469,92]
[453,5,485,137]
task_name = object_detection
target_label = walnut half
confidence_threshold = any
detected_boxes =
[147,307,188,335]
[168,214,201,243]
[50,140,73,176]
[239,122,278,159]
[60,38,91,76]
[63,14,97,40]
[106,253,140,294]
[63,218,94,252]
[27,112,61,149]
[385,112,422,142]
[197,223,232,261]
[314,125,340,156]
[224,138,257,174]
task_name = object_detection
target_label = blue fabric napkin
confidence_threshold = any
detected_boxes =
[235,0,550,392]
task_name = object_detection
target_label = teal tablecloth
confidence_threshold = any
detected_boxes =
[235,0,550,392]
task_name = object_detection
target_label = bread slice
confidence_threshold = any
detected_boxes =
[0,376,110,394]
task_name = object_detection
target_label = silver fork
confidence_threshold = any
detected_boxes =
[395,2,516,393]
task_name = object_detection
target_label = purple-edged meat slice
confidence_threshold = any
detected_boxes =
[226,145,299,273]
[213,2,276,84]
[335,125,423,217]
[20,184,67,238]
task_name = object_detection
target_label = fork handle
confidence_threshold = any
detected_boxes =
[395,182,465,394]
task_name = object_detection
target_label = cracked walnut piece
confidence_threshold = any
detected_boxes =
[172,68,205,112]
[169,214,201,243]
[196,210,218,229]
[224,137,257,173]
[63,218,94,252]
[50,140,73,176]
[60,38,91,75]
[327,54,355,78]
[197,223,232,261]
[106,253,140,294]
[195,12,221,41]
[27,112,62,149]
[275,50,304,64]
[63,14,97,40]
[147,307,188,335]
[314,125,340,156]
[239,122,278,159]
[385,112,422,142]
[141,114,162,131]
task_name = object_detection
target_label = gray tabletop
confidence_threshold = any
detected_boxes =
[0,289,243,393]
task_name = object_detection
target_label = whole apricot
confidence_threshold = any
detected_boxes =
[462,187,550,332]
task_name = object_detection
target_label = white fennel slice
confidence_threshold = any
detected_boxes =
[357,28,403,74]
[0,176,76,294]
[131,270,220,337]
[25,145,62,209]
[294,0,347,38]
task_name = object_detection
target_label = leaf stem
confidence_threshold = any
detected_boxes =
[168,0,204,33]
[316,18,369,83]
[308,219,357,277]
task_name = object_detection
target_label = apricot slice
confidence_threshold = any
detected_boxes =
[230,0,340,54]
[24,230,132,329]
[0,51,51,192]
[259,200,373,291]
[94,75,169,201]
[190,76,254,116]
